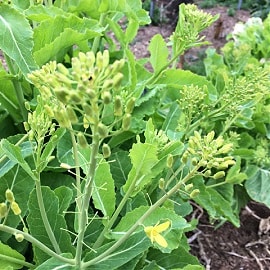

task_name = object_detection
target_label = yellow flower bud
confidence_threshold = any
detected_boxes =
[185,183,193,192]
[114,96,122,116]
[77,132,88,148]
[159,178,165,189]
[0,203,7,218]
[213,171,225,180]
[66,106,78,124]
[14,233,24,243]
[122,113,131,130]
[5,189,15,203]
[11,201,21,216]
[102,91,112,104]
[102,144,111,158]
[112,73,124,88]
[190,189,200,198]
[125,97,136,114]
[97,123,109,138]
[166,154,173,168]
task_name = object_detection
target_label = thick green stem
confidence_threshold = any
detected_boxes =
[83,165,199,268]
[75,132,100,267]
[35,180,61,254]
[70,130,82,230]
[0,224,75,265]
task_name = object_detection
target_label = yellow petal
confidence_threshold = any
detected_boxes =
[155,221,170,233]
[144,226,154,243]
[154,233,168,248]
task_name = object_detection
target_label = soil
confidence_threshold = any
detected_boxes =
[131,4,270,270]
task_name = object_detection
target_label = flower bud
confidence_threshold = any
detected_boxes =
[86,89,96,99]
[213,171,225,180]
[166,154,173,168]
[14,233,24,243]
[218,143,233,154]
[114,96,122,116]
[159,178,165,189]
[125,97,136,114]
[25,101,31,111]
[44,105,54,118]
[205,131,215,143]
[57,63,69,76]
[98,123,108,138]
[191,157,198,166]
[77,132,88,148]
[60,163,72,170]
[102,144,111,158]
[66,106,78,124]
[102,91,112,104]
[112,73,124,88]
[190,189,200,198]
[102,50,110,68]
[122,113,131,130]
[0,203,7,218]
[23,122,30,132]
[69,92,82,104]
[11,201,21,215]
[185,183,193,192]
[204,170,212,178]
[181,152,188,164]
[5,189,15,203]
[54,88,69,103]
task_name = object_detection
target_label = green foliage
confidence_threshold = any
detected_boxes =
[0,1,268,269]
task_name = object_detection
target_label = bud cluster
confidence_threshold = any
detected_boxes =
[28,51,135,136]
[181,131,235,179]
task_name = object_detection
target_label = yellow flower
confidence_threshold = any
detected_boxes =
[144,221,170,248]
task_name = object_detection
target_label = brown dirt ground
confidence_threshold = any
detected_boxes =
[131,4,270,270]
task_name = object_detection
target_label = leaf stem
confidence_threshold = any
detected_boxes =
[92,13,107,54]
[83,165,199,268]
[0,224,75,265]
[4,54,27,121]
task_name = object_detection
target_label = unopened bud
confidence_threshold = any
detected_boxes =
[205,131,215,143]
[102,50,110,68]
[114,96,122,116]
[218,143,233,154]
[23,122,30,132]
[5,189,15,203]
[54,88,69,103]
[102,91,112,104]
[44,105,54,118]
[112,73,124,88]
[185,183,193,192]
[166,154,173,168]
[218,160,236,170]
[191,157,198,166]
[204,170,212,177]
[57,63,69,76]
[0,203,7,218]
[86,89,96,99]
[102,144,111,158]
[14,233,24,242]
[159,178,165,189]
[122,114,131,130]
[77,132,88,148]
[181,152,188,164]
[190,189,200,198]
[97,123,108,138]
[11,201,21,215]
[96,51,104,69]
[66,106,78,124]
[213,171,225,180]
[125,97,136,114]
[25,102,31,111]
[60,163,72,170]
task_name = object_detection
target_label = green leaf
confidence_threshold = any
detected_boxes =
[225,157,247,184]
[154,69,217,103]
[0,167,35,242]
[0,242,26,269]
[147,246,203,269]
[92,160,116,217]
[35,253,74,270]
[245,165,270,208]
[27,187,74,264]
[123,142,158,197]
[193,176,240,227]
[162,102,181,134]
[84,231,151,270]
[0,4,38,77]
[0,72,21,121]
[148,34,168,74]
[54,186,74,214]
[0,139,36,180]
[33,15,103,66]
[114,206,190,252]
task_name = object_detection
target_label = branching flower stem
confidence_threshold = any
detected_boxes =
[0,224,75,265]
[83,164,200,268]
[75,130,100,267]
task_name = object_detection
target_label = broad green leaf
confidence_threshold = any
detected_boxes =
[193,176,239,227]
[109,150,131,189]
[92,160,116,217]
[123,142,158,196]
[35,253,74,270]
[0,4,38,77]
[147,246,203,269]
[125,19,139,44]
[162,102,181,133]
[0,136,34,178]
[245,165,270,208]
[0,167,35,242]
[114,206,190,252]
[225,157,247,184]
[25,4,68,21]
[0,72,21,121]
[33,15,103,66]
[54,186,74,214]
[0,242,26,269]
[148,34,168,74]
[154,69,217,103]
[126,0,151,25]
[0,139,36,180]
[84,231,151,270]
[98,0,126,13]
[27,187,74,264]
